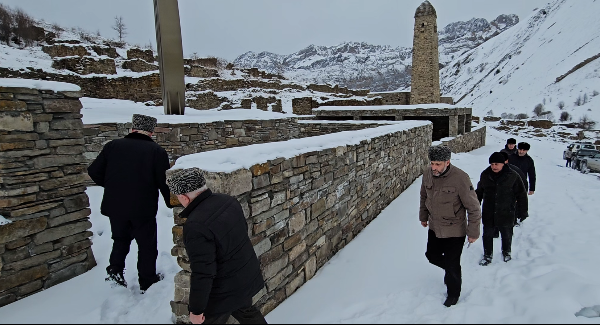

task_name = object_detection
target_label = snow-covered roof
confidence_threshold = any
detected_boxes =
[172,121,431,173]
[0,78,81,92]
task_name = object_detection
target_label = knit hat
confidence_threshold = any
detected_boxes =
[428,145,452,162]
[507,138,517,145]
[165,167,207,195]
[518,142,531,151]
[489,152,506,164]
[132,114,157,133]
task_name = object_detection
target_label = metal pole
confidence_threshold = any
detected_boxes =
[153,0,186,115]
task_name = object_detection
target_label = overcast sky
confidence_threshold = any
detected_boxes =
[0,0,551,61]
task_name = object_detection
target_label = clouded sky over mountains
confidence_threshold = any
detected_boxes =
[0,0,550,60]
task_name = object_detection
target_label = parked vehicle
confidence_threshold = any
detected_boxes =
[564,142,596,159]
[580,152,600,174]
[572,149,600,171]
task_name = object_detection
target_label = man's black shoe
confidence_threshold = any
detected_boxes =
[140,273,164,293]
[443,296,459,307]
[479,255,492,266]
[106,267,127,288]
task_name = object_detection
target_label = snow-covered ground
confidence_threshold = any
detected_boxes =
[1,124,599,323]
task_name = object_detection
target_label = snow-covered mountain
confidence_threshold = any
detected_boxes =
[234,15,519,92]
[441,0,600,124]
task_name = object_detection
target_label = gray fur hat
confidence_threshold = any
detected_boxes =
[166,167,207,195]
[132,114,157,133]
[428,145,452,162]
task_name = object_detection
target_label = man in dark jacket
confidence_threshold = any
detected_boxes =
[87,114,172,291]
[419,145,481,307]
[500,151,528,227]
[509,142,536,195]
[166,167,267,324]
[500,138,518,156]
[476,152,528,266]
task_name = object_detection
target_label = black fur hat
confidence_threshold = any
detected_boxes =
[428,145,452,162]
[507,138,517,144]
[166,167,207,195]
[518,142,531,151]
[132,114,157,133]
[489,152,506,164]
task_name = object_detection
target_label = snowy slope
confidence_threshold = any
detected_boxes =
[441,0,600,124]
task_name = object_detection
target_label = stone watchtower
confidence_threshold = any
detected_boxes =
[410,0,441,105]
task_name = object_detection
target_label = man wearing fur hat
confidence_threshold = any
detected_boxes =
[508,142,536,195]
[476,152,529,266]
[500,138,518,156]
[88,114,172,292]
[419,145,481,307]
[166,167,267,324]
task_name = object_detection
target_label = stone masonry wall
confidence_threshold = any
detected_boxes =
[439,126,487,154]
[169,123,433,323]
[0,85,96,308]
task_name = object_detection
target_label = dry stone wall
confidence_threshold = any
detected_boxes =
[169,123,433,323]
[439,126,486,153]
[52,57,117,75]
[0,84,96,308]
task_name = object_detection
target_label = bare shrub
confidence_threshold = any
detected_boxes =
[593,90,599,97]
[13,8,37,47]
[560,111,571,122]
[575,95,583,106]
[583,93,589,104]
[579,115,597,130]
[558,101,565,110]
[51,23,64,38]
[486,110,494,116]
[533,103,544,117]
[515,113,529,120]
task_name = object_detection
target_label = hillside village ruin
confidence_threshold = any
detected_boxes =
[2,1,487,323]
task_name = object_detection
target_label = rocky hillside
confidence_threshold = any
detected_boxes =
[233,14,519,92]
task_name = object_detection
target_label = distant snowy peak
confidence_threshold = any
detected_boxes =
[233,15,519,91]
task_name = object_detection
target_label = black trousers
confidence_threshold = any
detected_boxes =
[566,158,572,167]
[425,229,465,298]
[108,217,158,286]
[203,298,268,324]
[482,224,513,257]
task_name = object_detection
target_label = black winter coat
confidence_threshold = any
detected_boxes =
[508,163,528,192]
[509,153,536,191]
[87,133,171,219]
[476,165,528,227]
[181,189,265,316]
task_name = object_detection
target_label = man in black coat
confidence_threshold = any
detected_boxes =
[166,167,267,324]
[87,114,172,291]
[509,142,536,196]
[500,138,518,156]
[476,152,528,265]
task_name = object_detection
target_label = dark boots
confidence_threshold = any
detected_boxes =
[503,252,512,262]
[479,255,493,266]
[443,296,459,307]
[106,266,127,288]
[140,273,164,293]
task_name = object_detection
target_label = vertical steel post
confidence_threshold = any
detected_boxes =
[153,0,186,115]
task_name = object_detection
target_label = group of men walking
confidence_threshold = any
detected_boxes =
[88,114,267,324]
[88,113,538,320]
[419,137,536,307]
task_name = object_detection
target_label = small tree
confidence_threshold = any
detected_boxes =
[558,101,565,110]
[13,8,36,47]
[51,23,64,38]
[112,16,127,42]
[559,111,571,122]
[533,103,544,117]
[0,4,12,45]
[579,115,597,130]
[583,93,589,104]
[575,95,583,106]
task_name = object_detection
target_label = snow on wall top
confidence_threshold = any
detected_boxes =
[0,78,81,92]
[314,103,459,111]
[172,121,431,173]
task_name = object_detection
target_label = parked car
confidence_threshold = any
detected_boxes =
[580,152,600,174]
[572,149,600,171]
[564,142,596,159]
